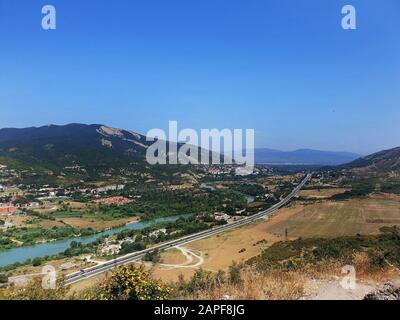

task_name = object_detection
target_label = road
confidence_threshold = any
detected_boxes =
[64,173,312,285]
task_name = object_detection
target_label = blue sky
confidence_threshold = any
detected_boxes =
[0,0,399,154]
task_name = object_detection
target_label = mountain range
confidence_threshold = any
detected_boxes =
[341,146,400,172]
[0,124,150,173]
[0,123,398,181]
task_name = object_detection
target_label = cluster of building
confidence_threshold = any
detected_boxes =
[0,204,16,215]
[0,165,19,183]
[202,165,237,176]
[100,228,168,256]
[21,184,126,199]
[100,243,121,256]
[0,181,132,219]
[201,164,272,177]
[0,201,44,216]
[308,172,343,187]
[94,196,131,206]
[0,195,18,216]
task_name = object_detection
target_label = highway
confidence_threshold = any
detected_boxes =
[64,173,312,285]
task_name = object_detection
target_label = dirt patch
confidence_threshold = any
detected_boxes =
[160,248,189,265]
[303,279,375,300]
[35,219,66,229]
[149,219,283,282]
[7,215,32,227]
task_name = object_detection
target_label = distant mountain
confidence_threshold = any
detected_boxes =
[341,146,400,171]
[0,123,220,184]
[0,123,197,184]
[0,124,150,172]
[254,148,362,166]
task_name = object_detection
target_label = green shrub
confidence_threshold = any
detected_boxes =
[0,273,8,284]
[32,257,43,267]
[86,266,170,300]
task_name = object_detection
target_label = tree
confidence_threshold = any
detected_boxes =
[32,257,43,267]
[228,261,243,286]
[144,249,161,263]
[0,273,8,284]
[215,270,226,288]
[86,266,171,300]
[185,268,215,297]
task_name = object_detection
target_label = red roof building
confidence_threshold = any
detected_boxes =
[94,196,131,206]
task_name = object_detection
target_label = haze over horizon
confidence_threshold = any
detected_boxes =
[1,0,399,155]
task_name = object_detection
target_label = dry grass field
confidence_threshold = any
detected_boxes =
[68,192,400,292]
[148,193,400,282]
[159,248,189,265]
[0,187,24,197]
[266,194,400,238]
[150,221,284,282]
[299,188,349,198]
[58,216,138,230]
[5,211,137,231]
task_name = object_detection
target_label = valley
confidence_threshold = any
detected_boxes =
[1,124,400,301]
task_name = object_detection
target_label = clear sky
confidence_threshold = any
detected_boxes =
[0,0,399,154]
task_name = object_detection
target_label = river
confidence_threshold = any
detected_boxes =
[0,215,185,267]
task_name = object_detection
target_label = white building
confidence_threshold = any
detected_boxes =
[213,212,230,221]
[101,244,121,256]
[149,228,167,237]
[0,221,14,230]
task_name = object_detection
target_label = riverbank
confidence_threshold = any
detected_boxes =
[0,215,186,268]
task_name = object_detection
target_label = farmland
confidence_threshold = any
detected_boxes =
[147,192,400,282]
